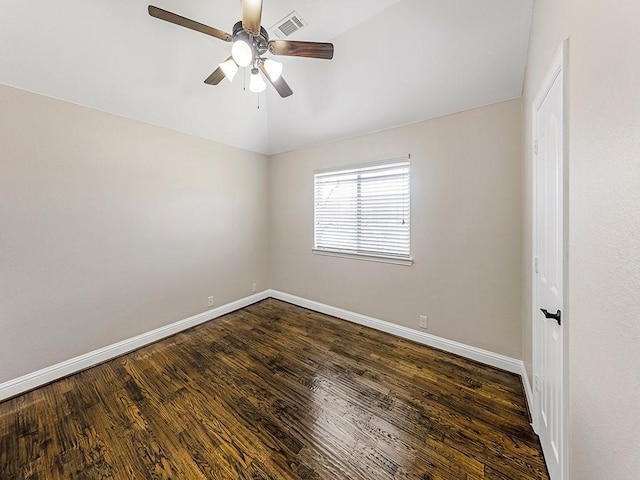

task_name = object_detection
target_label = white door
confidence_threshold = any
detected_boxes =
[533,42,566,480]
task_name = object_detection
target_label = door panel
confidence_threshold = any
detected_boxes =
[534,45,565,480]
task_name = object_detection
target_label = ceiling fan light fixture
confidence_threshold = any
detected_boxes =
[249,67,267,93]
[231,39,253,67]
[219,59,239,82]
[263,59,283,81]
[148,3,335,98]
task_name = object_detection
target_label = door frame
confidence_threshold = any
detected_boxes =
[531,39,570,480]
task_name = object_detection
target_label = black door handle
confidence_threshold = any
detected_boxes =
[540,308,561,326]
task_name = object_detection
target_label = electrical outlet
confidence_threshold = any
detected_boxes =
[208,296,214,307]
[419,315,428,329]
[252,283,257,293]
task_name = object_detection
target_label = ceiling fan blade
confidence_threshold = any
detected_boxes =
[242,0,263,36]
[268,40,334,60]
[259,62,293,98]
[204,67,225,86]
[204,57,232,85]
[148,5,232,42]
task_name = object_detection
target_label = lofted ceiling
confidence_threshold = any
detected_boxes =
[0,0,532,155]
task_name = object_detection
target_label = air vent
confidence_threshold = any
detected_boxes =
[270,11,307,39]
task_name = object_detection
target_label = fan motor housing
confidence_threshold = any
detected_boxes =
[233,21,269,55]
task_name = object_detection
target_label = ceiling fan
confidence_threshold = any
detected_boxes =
[148,1,335,98]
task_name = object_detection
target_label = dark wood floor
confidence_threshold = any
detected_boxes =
[0,299,548,479]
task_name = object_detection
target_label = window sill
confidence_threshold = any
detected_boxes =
[312,248,414,266]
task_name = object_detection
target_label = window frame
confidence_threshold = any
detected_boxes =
[312,156,413,266]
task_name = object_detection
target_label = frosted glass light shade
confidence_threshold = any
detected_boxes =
[231,40,253,67]
[219,59,238,82]
[263,59,283,81]
[249,68,267,93]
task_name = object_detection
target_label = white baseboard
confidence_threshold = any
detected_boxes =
[268,290,523,375]
[0,291,270,401]
[2,289,532,408]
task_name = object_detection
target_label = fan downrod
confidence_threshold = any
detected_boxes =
[232,21,269,57]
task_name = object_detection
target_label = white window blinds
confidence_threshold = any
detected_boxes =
[314,159,411,260]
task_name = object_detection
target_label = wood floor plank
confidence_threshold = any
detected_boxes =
[0,298,549,479]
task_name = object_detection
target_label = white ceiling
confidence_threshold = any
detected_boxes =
[0,0,532,155]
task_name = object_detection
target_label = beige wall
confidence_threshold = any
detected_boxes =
[0,84,269,383]
[269,99,523,359]
[569,1,640,478]
[524,0,640,477]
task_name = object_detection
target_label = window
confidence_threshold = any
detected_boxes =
[313,157,412,265]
